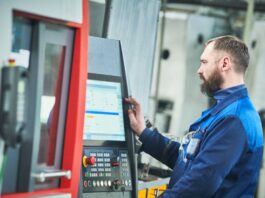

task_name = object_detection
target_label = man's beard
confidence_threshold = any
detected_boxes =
[200,68,224,97]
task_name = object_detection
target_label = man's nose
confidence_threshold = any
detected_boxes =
[197,65,202,74]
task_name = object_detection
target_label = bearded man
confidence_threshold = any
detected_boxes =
[126,35,264,197]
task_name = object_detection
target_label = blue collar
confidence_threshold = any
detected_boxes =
[190,85,248,131]
[213,84,246,104]
[211,84,247,115]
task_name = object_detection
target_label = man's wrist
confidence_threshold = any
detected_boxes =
[136,126,146,136]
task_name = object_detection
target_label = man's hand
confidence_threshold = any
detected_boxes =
[125,97,146,136]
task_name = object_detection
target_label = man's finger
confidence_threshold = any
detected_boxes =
[125,97,142,116]
[128,109,137,124]
[125,97,140,107]
[129,97,140,106]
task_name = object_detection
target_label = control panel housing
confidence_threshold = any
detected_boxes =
[82,147,132,192]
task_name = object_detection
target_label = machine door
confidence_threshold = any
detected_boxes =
[2,18,74,193]
[30,22,74,190]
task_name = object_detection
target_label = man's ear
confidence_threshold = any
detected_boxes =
[221,56,232,72]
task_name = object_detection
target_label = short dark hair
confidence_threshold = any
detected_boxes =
[207,35,250,73]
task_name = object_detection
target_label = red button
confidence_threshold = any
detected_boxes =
[86,156,96,165]
[83,155,96,167]
[111,162,120,167]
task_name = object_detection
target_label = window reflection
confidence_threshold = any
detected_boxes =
[38,43,65,167]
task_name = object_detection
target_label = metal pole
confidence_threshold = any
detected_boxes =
[153,0,167,126]
[243,0,254,45]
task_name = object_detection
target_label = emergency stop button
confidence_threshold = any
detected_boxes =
[83,155,96,167]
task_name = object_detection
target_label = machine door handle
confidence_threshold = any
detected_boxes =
[32,169,71,182]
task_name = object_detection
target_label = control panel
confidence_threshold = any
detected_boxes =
[82,147,132,193]
[82,37,137,197]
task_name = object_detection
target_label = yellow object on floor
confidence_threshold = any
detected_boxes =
[138,184,167,198]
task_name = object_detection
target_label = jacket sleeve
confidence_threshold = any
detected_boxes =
[139,128,180,169]
[159,116,248,198]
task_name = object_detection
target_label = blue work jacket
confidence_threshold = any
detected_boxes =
[139,85,263,197]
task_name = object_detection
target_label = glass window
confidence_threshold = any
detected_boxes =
[38,43,65,166]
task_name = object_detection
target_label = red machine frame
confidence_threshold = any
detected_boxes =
[3,0,89,197]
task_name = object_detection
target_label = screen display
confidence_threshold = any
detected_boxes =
[83,79,125,141]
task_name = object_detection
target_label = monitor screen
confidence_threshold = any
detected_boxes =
[83,79,126,141]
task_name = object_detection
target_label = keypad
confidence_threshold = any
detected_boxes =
[82,148,132,192]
